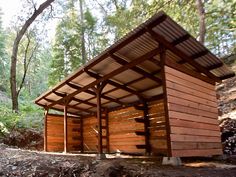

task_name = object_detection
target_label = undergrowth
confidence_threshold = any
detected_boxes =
[0,100,44,137]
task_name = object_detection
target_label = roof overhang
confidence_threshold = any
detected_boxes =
[35,11,235,116]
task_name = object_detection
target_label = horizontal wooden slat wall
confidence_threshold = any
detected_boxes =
[164,66,222,157]
[83,116,98,152]
[46,114,81,152]
[148,99,167,155]
[108,107,145,154]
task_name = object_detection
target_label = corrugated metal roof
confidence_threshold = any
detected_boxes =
[35,11,235,116]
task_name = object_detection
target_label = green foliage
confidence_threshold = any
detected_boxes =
[0,100,44,136]
[0,8,9,92]
[49,0,106,86]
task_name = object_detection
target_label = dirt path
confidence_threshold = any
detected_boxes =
[0,144,236,177]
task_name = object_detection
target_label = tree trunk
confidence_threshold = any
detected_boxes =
[10,0,54,112]
[79,0,86,64]
[196,0,206,44]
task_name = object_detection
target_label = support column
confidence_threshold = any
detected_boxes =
[80,117,84,153]
[64,104,68,153]
[160,45,172,157]
[44,108,48,152]
[143,102,151,155]
[92,81,107,159]
[96,90,103,156]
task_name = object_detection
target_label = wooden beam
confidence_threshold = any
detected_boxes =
[71,97,96,107]
[104,108,110,153]
[146,28,221,82]
[43,109,48,152]
[52,91,66,97]
[110,54,162,84]
[85,70,145,100]
[64,104,68,153]
[66,82,127,106]
[94,82,107,157]
[178,50,209,64]
[35,12,167,105]
[44,97,95,114]
[171,34,190,46]
[206,62,223,70]
[143,101,151,155]
[220,72,235,80]
[157,58,215,85]
[53,90,97,108]
[47,48,161,109]
[80,117,84,153]
[160,47,172,157]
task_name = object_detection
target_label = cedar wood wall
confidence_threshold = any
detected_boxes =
[83,100,167,155]
[46,100,167,155]
[46,114,81,152]
[45,66,222,156]
[164,66,222,157]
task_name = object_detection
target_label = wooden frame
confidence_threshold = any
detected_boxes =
[36,11,234,157]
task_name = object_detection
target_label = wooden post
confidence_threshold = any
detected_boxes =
[105,108,110,153]
[160,45,172,157]
[96,90,103,155]
[44,108,48,152]
[92,81,107,159]
[64,104,68,153]
[143,102,151,155]
[80,117,84,153]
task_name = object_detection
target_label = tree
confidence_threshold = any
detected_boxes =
[196,0,206,44]
[49,0,105,86]
[10,0,55,112]
[0,8,8,92]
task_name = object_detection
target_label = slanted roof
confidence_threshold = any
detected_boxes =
[35,11,235,116]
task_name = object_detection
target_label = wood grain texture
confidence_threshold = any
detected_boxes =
[164,66,222,157]
[46,114,81,152]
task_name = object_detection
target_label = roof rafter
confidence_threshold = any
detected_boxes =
[66,82,127,106]
[178,50,209,64]
[43,97,95,114]
[46,48,162,109]
[171,34,190,46]
[85,70,145,100]
[146,28,221,82]
[110,54,162,84]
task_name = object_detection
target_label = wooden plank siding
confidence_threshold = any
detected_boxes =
[164,66,222,157]
[81,100,166,155]
[148,99,168,155]
[46,114,81,152]
[82,116,98,152]
[108,106,145,154]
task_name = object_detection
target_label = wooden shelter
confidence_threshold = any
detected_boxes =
[35,11,235,157]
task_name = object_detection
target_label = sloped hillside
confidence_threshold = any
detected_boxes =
[217,65,236,120]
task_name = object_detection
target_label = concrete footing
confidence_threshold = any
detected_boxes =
[96,153,106,160]
[162,157,182,166]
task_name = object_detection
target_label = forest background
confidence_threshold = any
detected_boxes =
[0,0,235,134]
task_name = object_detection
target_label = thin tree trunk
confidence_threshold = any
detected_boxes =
[196,0,206,44]
[79,0,86,64]
[10,0,54,112]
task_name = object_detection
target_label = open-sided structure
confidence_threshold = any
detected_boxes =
[35,11,235,157]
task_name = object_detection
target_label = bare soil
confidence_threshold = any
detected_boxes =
[0,144,236,177]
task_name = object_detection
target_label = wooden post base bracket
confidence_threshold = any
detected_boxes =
[162,157,182,166]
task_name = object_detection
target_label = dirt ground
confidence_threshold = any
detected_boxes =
[0,144,236,177]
